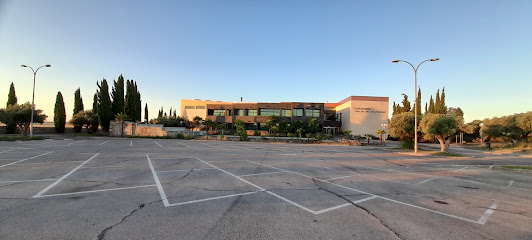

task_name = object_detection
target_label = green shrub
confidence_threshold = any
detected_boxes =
[175,134,185,139]
[400,140,414,149]
[314,133,325,143]
[287,133,297,138]
[253,131,261,136]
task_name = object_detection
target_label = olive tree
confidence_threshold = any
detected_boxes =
[419,113,458,152]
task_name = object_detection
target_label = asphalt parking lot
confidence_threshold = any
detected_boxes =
[1,138,531,240]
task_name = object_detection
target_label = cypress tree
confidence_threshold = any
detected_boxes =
[136,82,141,121]
[401,94,411,112]
[435,89,441,114]
[6,82,17,133]
[73,88,84,115]
[144,103,148,122]
[111,74,125,116]
[124,80,134,120]
[92,93,98,114]
[425,103,428,114]
[97,79,113,132]
[428,95,435,113]
[54,92,66,133]
[7,82,17,107]
[440,87,447,114]
[416,88,422,115]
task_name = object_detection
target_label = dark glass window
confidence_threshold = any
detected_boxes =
[246,109,257,116]
[185,106,195,109]
[281,109,291,116]
[235,109,244,116]
[293,108,303,117]
[260,109,280,116]
[213,110,225,116]
[305,109,320,117]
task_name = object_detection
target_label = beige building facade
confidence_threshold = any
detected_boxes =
[180,96,388,136]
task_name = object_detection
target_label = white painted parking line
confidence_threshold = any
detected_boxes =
[167,190,263,207]
[238,171,287,177]
[248,160,482,224]
[81,165,140,169]
[33,153,99,198]
[477,204,497,224]
[0,179,55,184]
[175,141,199,150]
[99,140,110,146]
[266,191,315,214]
[157,168,216,173]
[12,160,85,166]
[313,203,352,214]
[207,160,249,163]
[60,140,87,146]
[130,140,133,147]
[38,184,157,198]
[507,180,514,187]
[0,150,12,154]
[454,193,532,208]
[314,196,378,215]
[415,178,436,185]
[153,141,164,148]
[147,155,170,207]
[324,174,360,181]
[454,167,468,172]
[0,151,53,168]
[194,157,265,191]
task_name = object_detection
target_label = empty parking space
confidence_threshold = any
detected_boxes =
[0,137,531,239]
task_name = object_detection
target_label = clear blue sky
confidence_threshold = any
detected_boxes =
[1,0,531,122]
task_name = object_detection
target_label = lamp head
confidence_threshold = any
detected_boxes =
[45,64,51,67]
[430,58,439,61]
[392,60,399,63]
[21,65,27,67]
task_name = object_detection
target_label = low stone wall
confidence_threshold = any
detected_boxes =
[109,121,204,138]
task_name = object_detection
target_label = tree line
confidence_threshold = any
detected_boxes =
[389,87,531,152]
[69,74,144,133]
[0,74,145,135]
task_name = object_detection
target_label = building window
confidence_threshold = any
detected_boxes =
[260,109,280,116]
[245,123,257,130]
[281,109,291,117]
[246,109,257,116]
[306,109,320,117]
[293,108,303,117]
[196,106,205,109]
[235,109,244,116]
[185,106,195,109]
[259,123,269,131]
[213,110,225,116]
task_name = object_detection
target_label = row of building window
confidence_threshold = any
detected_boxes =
[207,108,320,117]
[184,106,206,109]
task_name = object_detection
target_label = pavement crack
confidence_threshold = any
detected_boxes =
[96,203,146,240]
[312,179,403,240]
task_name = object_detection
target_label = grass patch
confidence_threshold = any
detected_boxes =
[0,136,46,141]
[466,146,491,151]
[498,165,532,171]
[431,152,464,157]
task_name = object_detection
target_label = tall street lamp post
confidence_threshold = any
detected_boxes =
[21,64,51,137]
[392,58,438,153]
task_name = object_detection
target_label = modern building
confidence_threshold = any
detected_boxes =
[180,96,388,136]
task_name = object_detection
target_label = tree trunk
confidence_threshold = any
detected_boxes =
[379,133,383,144]
[445,138,452,152]
[436,136,453,152]
[436,136,446,152]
